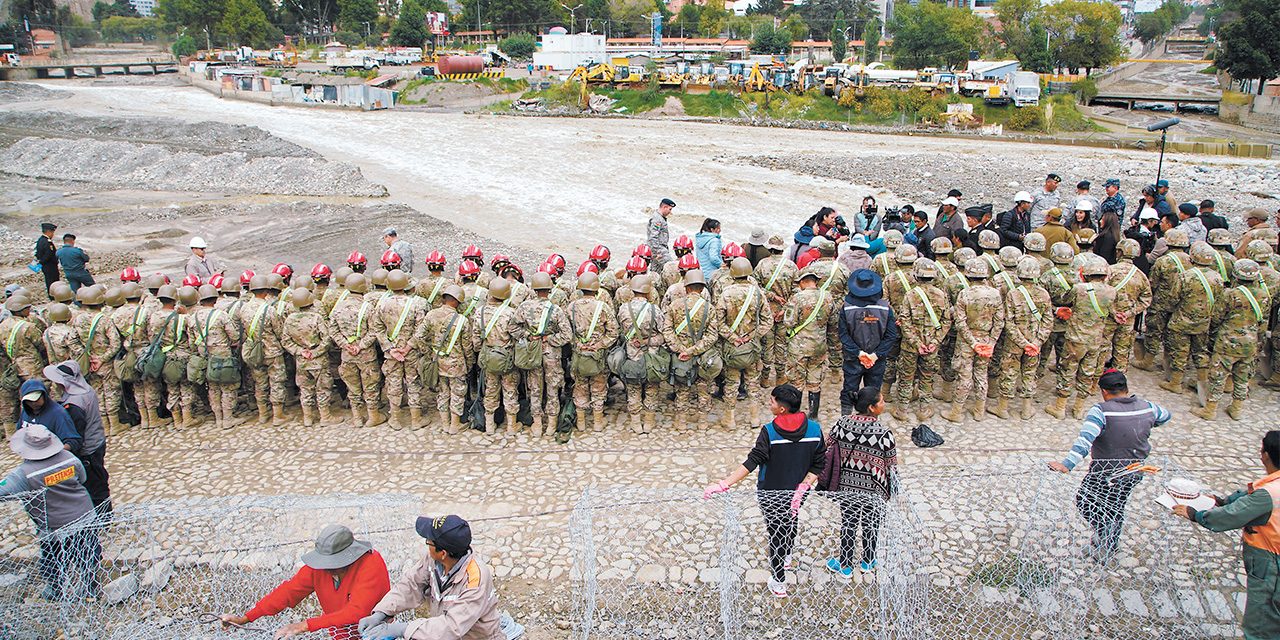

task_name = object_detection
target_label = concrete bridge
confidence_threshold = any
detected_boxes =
[1089,91,1221,111]
[0,56,179,81]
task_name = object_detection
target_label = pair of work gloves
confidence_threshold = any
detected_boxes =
[358,613,407,640]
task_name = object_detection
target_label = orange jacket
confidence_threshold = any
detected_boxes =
[1244,470,1280,556]
[245,550,390,639]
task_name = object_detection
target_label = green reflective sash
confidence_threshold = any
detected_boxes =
[1239,286,1264,323]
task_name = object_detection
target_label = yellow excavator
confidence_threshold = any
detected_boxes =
[567,62,619,86]
[745,63,768,92]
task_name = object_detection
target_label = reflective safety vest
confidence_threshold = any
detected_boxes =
[1243,470,1280,556]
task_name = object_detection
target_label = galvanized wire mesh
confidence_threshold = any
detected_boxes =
[571,457,1247,640]
[0,492,422,640]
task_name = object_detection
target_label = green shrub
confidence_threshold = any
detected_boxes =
[499,33,536,59]
[334,30,360,46]
[1007,105,1045,131]
[917,101,943,123]
[1071,77,1098,104]
[172,35,197,58]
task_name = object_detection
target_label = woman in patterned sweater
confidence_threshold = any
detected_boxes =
[821,386,898,578]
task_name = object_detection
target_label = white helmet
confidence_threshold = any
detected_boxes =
[189,237,208,249]
[1074,200,1093,212]
[1014,191,1033,203]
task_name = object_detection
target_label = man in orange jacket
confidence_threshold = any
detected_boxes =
[221,524,390,639]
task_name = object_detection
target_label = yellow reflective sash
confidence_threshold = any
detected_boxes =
[676,298,705,335]
[1191,269,1215,308]
[729,287,757,333]
[390,299,419,343]
[582,300,605,343]
[912,287,940,329]
[1015,285,1041,321]
[327,290,350,320]
[1239,286,1264,323]
[481,298,511,340]
[1085,284,1103,318]
[6,321,28,359]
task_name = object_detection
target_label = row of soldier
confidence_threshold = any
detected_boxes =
[0,224,1274,439]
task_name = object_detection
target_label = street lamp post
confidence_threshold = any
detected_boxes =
[560,2,584,33]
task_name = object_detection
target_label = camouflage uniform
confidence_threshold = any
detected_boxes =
[0,313,46,427]
[782,285,838,394]
[416,305,476,425]
[236,296,287,419]
[1054,281,1120,402]
[282,305,334,423]
[948,279,1004,417]
[935,262,968,386]
[372,291,426,422]
[616,297,668,430]
[414,273,452,311]
[1204,279,1270,409]
[146,307,195,422]
[187,304,239,428]
[998,281,1053,403]
[869,253,898,280]
[1146,249,1191,363]
[71,308,123,427]
[661,292,719,425]
[1102,260,1151,371]
[568,295,618,415]
[510,297,571,432]
[716,277,773,425]
[43,320,80,370]
[474,295,520,428]
[754,254,798,384]
[660,261,684,294]
[1037,263,1081,380]
[896,282,952,419]
[881,268,916,393]
[329,291,382,424]
[1164,264,1225,377]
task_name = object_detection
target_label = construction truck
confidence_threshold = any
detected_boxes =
[327,53,380,72]
[982,82,1011,106]
[1010,71,1040,107]
[567,62,619,86]
[822,64,848,96]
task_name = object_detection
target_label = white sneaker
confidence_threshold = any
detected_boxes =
[768,576,787,597]
[783,556,793,571]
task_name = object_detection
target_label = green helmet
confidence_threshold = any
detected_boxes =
[48,302,71,322]
[290,287,315,308]
[1016,255,1042,281]
[1190,241,1216,267]
[177,285,200,307]
[1023,232,1047,253]
[5,296,31,313]
[964,257,989,279]
[291,275,315,291]
[220,278,240,295]
[913,258,937,280]
[1083,256,1109,278]
[1164,228,1190,249]
[930,236,953,255]
[1117,238,1141,259]
[1070,253,1089,272]
[442,284,465,304]
[530,272,553,291]
[1235,259,1260,282]
[121,282,143,300]
[997,246,1022,268]
[198,284,219,301]
[488,277,512,300]
[1256,228,1280,248]
[334,266,353,288]
[386,269,411,292]
[345,273,369,294]
[103,286,125,308]
[77,285,106,306]
[143,274,167,291]
[267,273,286,291]
[249,275,273,291]
[894,244,918,264]
[1207,228,1233,248]
[882,229,904,249]
[1246,239,1274,262]
[370,268,390,289]
[1049,242,1075,265]
[577,272,600,292]
[730,257,753,279]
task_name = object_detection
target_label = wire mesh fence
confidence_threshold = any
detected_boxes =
[0,492,422,640]
[571,457,1247,640]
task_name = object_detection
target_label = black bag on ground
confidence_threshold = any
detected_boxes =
[911,424,945,448]
[554,383,576,444]
[117,381,141,426]
[467,373,487,431]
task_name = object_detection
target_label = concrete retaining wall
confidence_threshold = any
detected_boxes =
[1218,91,1280,134]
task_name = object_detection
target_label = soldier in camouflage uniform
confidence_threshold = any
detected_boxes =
[499,264,532,307]
[510,272,570,437]
[43,303,78,368]
[474,277,520,435]
[716,258,773,429]
[281,288,334,428]
[709,244,743,296]
[662,254,706,310]
[781,270,838,420]
[1247,240,1280,391]
[567,272,618,433]
[71,286,123,435]
[457,245,492,288]
[1193,259,1270,421]
[328,273,383,428]
[880,244,918,399]
[662,235,696,293]
[1207,228,1236,283]
[372,269,426,430]
[1102,239,1152,372]
[589,246,622,299]
[111,283,153,431]
[188,285,240,431]
[416,286,473,435]
[1159,242,1226,401]
[1037,242,1080,383]
[151,286,197,429]
[754,236,799,388]
[1023,232,1053,277]
[0,297,46,437]
[798,237,851,322]
[977,230,1004,277]
[984,245,1022,400]
[414,252,451,311]
[616,274,667,434]
[935,246,976,400]
[870,230,903,278]
[457,261,488,318]
[1045,258,1121,419]
[1139,228,1191,373]
[941,258,1004,424]
[994,257,1053,420]
[613,257,655,310]
[662,270,719,431]
[237,275,288,426]
[893,259,952,423]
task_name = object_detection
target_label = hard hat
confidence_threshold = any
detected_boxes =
[577,272,600,292]
[347,251,367,267]
[673,235,694,253]
[930,236,954,255]
[77,285,105,306]
[1016,255,1042,281]
[590,245,610,263]
[678,253,700,272]
[122,282,143,300]
[1014,191,1033,203]
[311,263,332,280]
[1074,200,1093,212]
[1235,258,1260,281]
[248,275,272,291]
[490,254,511,273]
[1207,228,1233,248]
[441,284,464,304]
[48,303,71,322]
[119,267,141,282]
[882,229,904,249]
[179,286,200,305]
[370,269,390,288]
[1049,242,1075,265]
[189,236,208,249]
[683,269,706,287]
[1023,232,1047,253]
[272,263,293,279]
[1164,228,1190,249]
[998,246,1023,268]
[963,257,989,279]
[458,260,480,278]
[625,256,648,275]
[198,284,219,301]
[942,196,959,208]
[345,273,369,294]
[291,275,315,291]
[425,251,446,268]
[50,282,75,303]
[729,257,752,278]
[290,287,315,308]
[894,244,918,264]
[386,269,411,291]
[630,273,653,295]
[182,274,202,288]
[913,258,937,280]
[531,271,553,291]
[1190,241,1217,266]
[143,274,166,291]
[239,270,256,286]
[219,278,239,295]
[720,243,744,260]
[577,261,599,277]
[546,253,566,271]
[463,244,483,261]
[536,262,556,276]
[156,284,178,303]
[209,274,225,289]
[103,287,125,308]
[381,250,402,268]
[267,273,286,291]
[978,229,1001,250]
[633,244,653,260]
[501,264,524,282]
[488,277,511,300]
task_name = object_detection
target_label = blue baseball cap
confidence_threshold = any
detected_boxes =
[1104,179,1120,188]
[415,515,472,556]
[1156,179,1169,188]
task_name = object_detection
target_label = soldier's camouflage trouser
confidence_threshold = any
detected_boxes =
[1166,330,1213,373]
[724,359,767,405]
[381,356,421,408]
[1102,319,1135,372]
[787,352,827,394]
[1145,309,1173,358]
[0,361,44,424]
[436,376,468,417]
[573,374,608,412]
[524,362,563,421]
[624,381,661,414]
[998,346,1040,399]
[85,367,120,424]
[338,358,381,413]
[207,377,238,422]
[1038,331,1067,380]
[1206,348,1256,404]
[483,371,519,414]
[1054,340,1100,398]
[951,346,994,407]
[161,376,195,416]
[987,335,1009,387]
[247,355,287,408]
[897,348,939,410]
[761,321,788,375]
[672,379,712,415]
[882,337,902,388]
[938,332,958,382]
[294,361,332,412]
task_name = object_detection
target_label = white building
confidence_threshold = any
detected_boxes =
[130,0,156,16]
[532,32,607,71]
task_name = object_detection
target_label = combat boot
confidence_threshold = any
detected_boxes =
[758,367,771,388]
[1020,398,1035,421]
[577,408,588,432]
[1071,397,1089,419]
[723,409,737,430]
[1226,399,1244,420]
[138,405,150,430]
[643,411,655,434]
[1133,353,1155,371]
[749,404,760,427]
[1045,395,1068,419]
[1159,371,1184,394]
[1190,401,1218,421]
[482,411,495,435]
[881,380,893,399]
[530,415,542,435]
[987,397,1010,420]
[222,394,239,430]
[1195,368,1210,405]
[409,407,424,430]
[940,402,963,423]
[630,413,643,434]
[935,379,954,402]
[272,405,287,426]
[593,410,606,432]
[388,406,403,430]
[986,383,998,399]
[317,403,335,426]
[257,403,271,425]
[180,407,195,431]
[350,404,364,426]
[807,392,820,421]
[1261,372,1280,390]
[889,404,909,422]
[100,413,114,437]
[209,402,222,431]
[445,413,462,435]
[364,407,385,428]
[916,402,934,422]
[301,405,314,427]
[970,400,986,422]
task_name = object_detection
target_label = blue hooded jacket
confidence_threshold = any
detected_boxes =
[17,379,81,454]
[837,271,897,360]
[695,232,723,279]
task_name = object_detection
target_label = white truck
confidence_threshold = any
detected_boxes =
[327,53,380,72]
[1010,71,1040,107]
[385,48,422,65]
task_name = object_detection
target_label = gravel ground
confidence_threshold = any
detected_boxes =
[0,111,319,157]
[0,82,70,104]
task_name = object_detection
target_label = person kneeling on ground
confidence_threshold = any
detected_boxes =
[221,524,390,639]
[703,384,826,598]
[360,515,503,640]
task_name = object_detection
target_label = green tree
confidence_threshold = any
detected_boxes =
[337,0,378,31]
[750,21,791,54]
[605,0,653,36]
[991,0,1043,63]
[782,13,807,42]
[499,31,535,57]
[219,0,269,45]
[830,10,847,62]
[749,0,782,15]
[172,33,197,56]
[334,28,360,44]
[699,0,726,37]
[1216,0,1280,94]
[389,0,428,46]
[93,0,139,21]
[863,16,880,62]
[157,0,227,48]
[888,0,982,69]
[458,0,561,34]
[675,2,700,37]
[1045,0,1125,73]
[101,16,161,40]
[797,0,877,40]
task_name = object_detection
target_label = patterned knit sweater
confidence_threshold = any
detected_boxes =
[828,414,897,500]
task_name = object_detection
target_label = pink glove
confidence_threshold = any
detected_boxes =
[790,483,811,516]
[703,482,728,499]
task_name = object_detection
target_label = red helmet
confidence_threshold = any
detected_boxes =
[547,254,567,277]
[119,267,140,282]
[536,262,556,275]
[589,245,610,264]
[425,251,446,268]
[463,244,483,261]
[380,250,401,268]
[346,251,367,267]
[632,244,653,260]
[797,248,819,270]
[625,256,648,274]
[182,274,202,288]
[678,253,700,272]
[239,270,255,286]
[160,274,171,284]
[458,260,481,277]
[311,263,332,279]
[673,235,694,251]
[209,274,225,289]
[490,254,511,273]
[272,263,293,279]
[577,261,599,277]
[721,242,744,260]
[501,264,523,281]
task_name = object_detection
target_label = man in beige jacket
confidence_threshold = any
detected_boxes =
[359,515,503,640]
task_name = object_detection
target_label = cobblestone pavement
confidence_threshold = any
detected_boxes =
[0,366,1268,638]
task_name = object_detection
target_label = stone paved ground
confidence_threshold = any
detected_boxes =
[0,365,1268,638]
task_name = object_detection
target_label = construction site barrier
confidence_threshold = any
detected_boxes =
[444,71,506,80]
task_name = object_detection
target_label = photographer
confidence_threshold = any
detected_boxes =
[853,198,882,241]
[880,207,908,238]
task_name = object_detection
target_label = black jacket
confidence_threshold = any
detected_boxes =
[914,224,937,260]
[35,235,57,266]
[995,207,1031,249]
